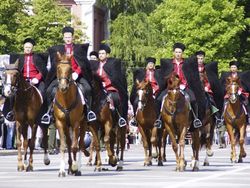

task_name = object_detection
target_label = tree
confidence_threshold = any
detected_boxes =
[15,0,87,53]
[0,0,26,53]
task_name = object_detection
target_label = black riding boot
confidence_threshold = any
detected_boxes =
[2,97,15,122]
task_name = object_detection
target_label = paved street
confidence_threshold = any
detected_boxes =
[0,144,250,188]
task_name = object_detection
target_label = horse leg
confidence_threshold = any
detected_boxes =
[116,126,126,171]
[22,125,29,171]
[26,123,38,171]
[151,127,158,159]
[138,126,150,166]
[16,122,24,171]
[87,139,94,166]
[104,121,117,166]
[41,126,50,166]
[147,129,153,166]
[238,123,247,163]
[56,121,66,177]
[65,127,73,175]
[88,125,102,172]
[226,123,237,163]
[179,127,187,172]
[157,128,163,166]
[166,124,179,171]
[162,129,168,162]
[191,129,200,171]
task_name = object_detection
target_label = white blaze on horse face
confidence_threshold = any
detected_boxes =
[231,84,237,101]
[3,74,12,97]
[173,89,177,94]
[138,89,143,110]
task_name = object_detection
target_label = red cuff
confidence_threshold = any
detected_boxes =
[35,73,42,81]
[75,67,82,75]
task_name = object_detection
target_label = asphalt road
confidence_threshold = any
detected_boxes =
[0,144,250,188]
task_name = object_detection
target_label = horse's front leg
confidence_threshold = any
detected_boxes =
[238,122,247,163]
[65,126,72,175]
[40,126,50,165]
[179,126,187,172]
[22,124,29,171]
[16,122,24,171]
[226,123,237,163]
[116,126,126,171]
[191,128,200,171]
[26,123,38,171]
[151,127,159,159]
[138,125,150,166]
[56,120,67,177]
[71,121,81,176]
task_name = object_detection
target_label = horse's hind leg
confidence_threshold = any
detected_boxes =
[238,124,247,163]
[41,125,50,165]
[16,122,24,171]
[191,129,200,171]
[151,127,158,159]
[139,126,150,166]
[22,124,29,171]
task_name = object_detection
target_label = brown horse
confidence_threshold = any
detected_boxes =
[161,73,190,171]
[135,79,162,166]
[90,74,126,171]
[223,76,247,163]
[54,53,88,176]
[3,60,50,171]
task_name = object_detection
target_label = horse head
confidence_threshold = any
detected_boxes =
[3,60,20,97]
[226,76,240,104]
[56,52,73,92]
[136,79,153,110]
[166,72,181,101]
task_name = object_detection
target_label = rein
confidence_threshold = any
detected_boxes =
[54,83,79,127]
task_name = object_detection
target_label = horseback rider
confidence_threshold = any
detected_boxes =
[195,50,223,126]
[41,26,96,124]
[221,61,250,125]
[90,44,128,127]
[130,57,162,127]
[158,43,206,128]
[2,38,48,123]
[89,51,99,61]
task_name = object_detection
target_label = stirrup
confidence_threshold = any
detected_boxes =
[193,118,202,128]
[6,111,14,121]
[118,117,127,127]
[87,111,97,122]
[41,113,51,125]
[154,119,162,129]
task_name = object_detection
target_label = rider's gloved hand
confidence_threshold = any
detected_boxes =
[205,86,209,92]
[31,78,39,85]
[72,72,79,81]
[180,84,185,90]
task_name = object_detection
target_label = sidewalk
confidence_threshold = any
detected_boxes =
[0,148,44,156]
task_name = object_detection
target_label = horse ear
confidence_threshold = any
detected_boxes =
[136,79,140,86]
[14,59,19,68]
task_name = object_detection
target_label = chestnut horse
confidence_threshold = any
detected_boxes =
[224,76,247,163]
[54,53,88,176]
[3,61,50,171]
[89,74,126,171]
[161,73,190,171]
[135,79,163,166]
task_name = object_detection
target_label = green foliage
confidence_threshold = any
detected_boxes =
[0,0,26,53]
[0,0,87,54]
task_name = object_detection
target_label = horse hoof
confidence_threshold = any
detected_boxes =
[152,153,158,159]
[242,152,247,158]
[44,159,50,166]
[203,162,209,166]
[109,158,117,167]
[206,150,214,157]
[26,165,33,172]
[179,167,185,172]
[116,166,123,171]
[58,172,66,177]
[94,167,102,172]
[238,158,243,163]
[17,166,24,172]
[163,158,167,162]
[87,162,92,166]
[82,150,90,157]
[158,161,163,166]
[192,167,199,171]
[74,171,81,176]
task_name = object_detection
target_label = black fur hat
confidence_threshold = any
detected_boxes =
[89,51,98,58]
[173,42,186,51]
[62,26,74,35]
[146,57,156,64]
[229,61,240,67]
[195,50,206,56]
[23,38,35,46]
[99,44,111,54]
